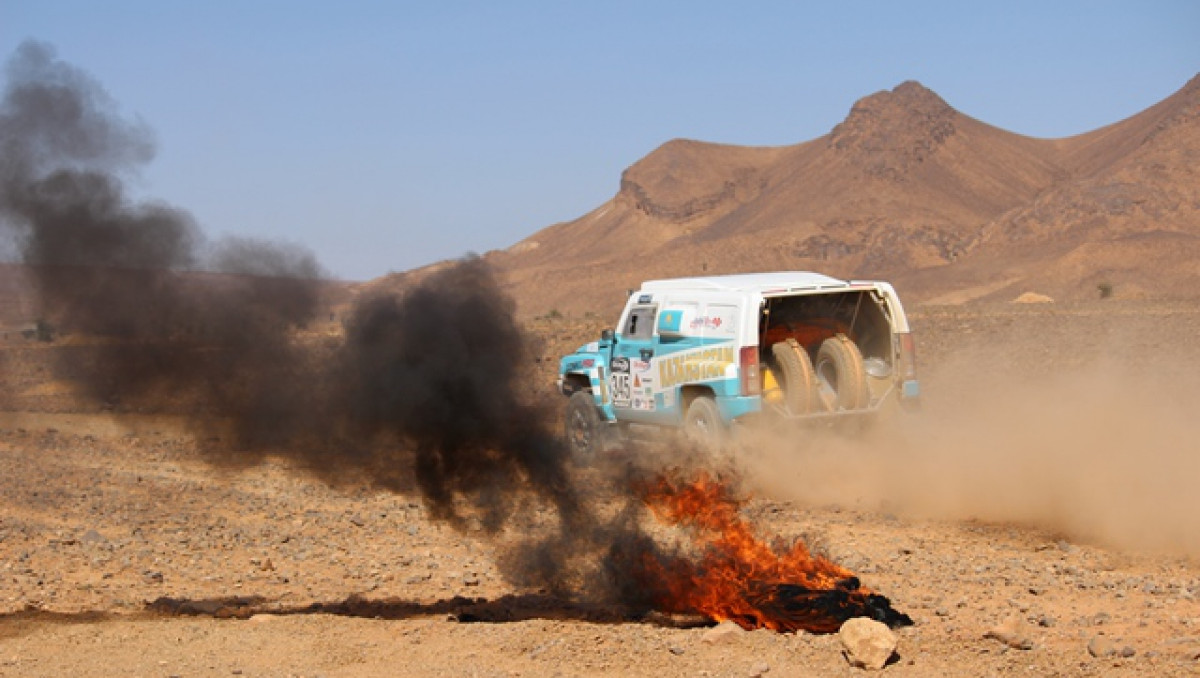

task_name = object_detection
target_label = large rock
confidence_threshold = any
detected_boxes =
[985,617,1035,650]
[1087,635,1116,659]
[839,617,898,670]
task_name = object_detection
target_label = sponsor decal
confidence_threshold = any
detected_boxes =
[631,359,652,372]
[564,358,596,372]
[689,316,724,330]
[657,310,683,334]
[657,346,735,389]
[638,294,653,304]
[611,356,630,372]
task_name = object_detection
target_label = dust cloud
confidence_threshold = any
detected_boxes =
[740,343,1200,556]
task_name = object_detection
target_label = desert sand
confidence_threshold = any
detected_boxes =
[2,300,1198,677]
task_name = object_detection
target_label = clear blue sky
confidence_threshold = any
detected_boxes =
[3,1,1197,280]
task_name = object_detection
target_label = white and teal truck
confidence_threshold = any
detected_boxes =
[557,271,919,459]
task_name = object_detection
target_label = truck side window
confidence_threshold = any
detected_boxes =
[624,306,657,340]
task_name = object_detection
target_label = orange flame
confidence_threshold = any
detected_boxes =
[633,472,910,634]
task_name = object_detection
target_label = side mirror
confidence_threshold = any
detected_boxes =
[601,329,614,342]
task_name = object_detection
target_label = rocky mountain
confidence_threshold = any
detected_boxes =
[475,75,1200,317]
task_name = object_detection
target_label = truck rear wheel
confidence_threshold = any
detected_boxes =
[770,338,818,416]
[815,334,869,411]
[564,391,602,464]
[684,395,724,451]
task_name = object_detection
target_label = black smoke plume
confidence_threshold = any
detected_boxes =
[0,42,725,616]
[0,41,586,553]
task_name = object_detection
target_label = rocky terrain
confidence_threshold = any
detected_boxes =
[2,300,1198,677]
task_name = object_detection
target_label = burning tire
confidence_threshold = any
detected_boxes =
[815,334,869,411]
[564,390,603,464]
[769,338,818,416]
[684,395,724,451]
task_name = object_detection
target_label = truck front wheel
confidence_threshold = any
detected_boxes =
[564,391,603,464]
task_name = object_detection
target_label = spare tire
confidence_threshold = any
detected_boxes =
[815,334,869,411]
[770,338,818,415]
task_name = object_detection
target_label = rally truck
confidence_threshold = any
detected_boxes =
[557,271,919,459]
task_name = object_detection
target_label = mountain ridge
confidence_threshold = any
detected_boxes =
[470,75,1200,317]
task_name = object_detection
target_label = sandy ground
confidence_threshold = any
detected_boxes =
[2,300,1199,677]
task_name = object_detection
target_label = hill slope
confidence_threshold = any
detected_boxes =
[476,75,1200,317]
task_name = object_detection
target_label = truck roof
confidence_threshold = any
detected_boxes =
[639,271,859,294]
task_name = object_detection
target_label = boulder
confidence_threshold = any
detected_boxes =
[839,617,898,670]
[985,617,1034,650]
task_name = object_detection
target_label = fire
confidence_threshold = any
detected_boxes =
[632,473,911,634]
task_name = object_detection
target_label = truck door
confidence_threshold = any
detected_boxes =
[610,304,661,424]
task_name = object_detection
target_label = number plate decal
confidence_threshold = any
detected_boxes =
[610,355,631,408]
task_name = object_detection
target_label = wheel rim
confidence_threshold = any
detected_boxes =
[687,407,719,447]
[569,409,591,451]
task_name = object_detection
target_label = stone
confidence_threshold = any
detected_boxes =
[984,618,1034,650]
[839,617,898,670]
[1087,634,1116,658]
[701,621,746,645]
[747,661,770,677]
[1164,637,1200,661]
[1056,540,1078,554]
[80,529,106,544]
